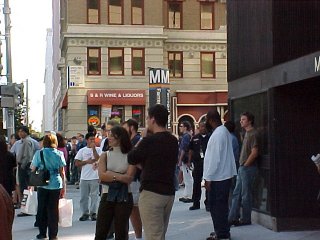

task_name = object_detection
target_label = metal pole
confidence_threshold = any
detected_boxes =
[3,0,12,83]
[26,78,28,126]
[3,0,14,136]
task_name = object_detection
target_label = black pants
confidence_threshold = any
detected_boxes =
[37,188,60,239]
[18,165,30,196]
[192,160,208,206]
[209,179,232,239]
[95,193,133,240]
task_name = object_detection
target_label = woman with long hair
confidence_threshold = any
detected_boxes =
[95,126,136,240]
[31,134,66,240]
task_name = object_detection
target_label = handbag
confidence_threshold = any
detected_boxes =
[28,150,50,186]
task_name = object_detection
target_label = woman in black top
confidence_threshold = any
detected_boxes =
[0,135,16,196]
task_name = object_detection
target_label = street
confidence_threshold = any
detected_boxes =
[13,185,320,240]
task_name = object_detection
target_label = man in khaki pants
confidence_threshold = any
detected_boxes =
[128,105,179,240]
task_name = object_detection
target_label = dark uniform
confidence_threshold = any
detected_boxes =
[189,132,210,209]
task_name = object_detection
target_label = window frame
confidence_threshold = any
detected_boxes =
[87,0,100,24]
[131,0,144,25]
[200,52,216,79]
[200,2,214,30]
[168,51,183,78]
[108,48,124,76]
[87,47,101,76]
[108,0,124,25]
[131,48,145,76]
[167,1,183,29]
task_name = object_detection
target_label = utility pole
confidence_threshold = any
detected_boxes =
[3,0,14,137]
[26,78,28,126]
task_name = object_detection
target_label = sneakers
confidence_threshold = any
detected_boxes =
[79,214,90,221]
[179,197,193,203]
[90,213,97,221]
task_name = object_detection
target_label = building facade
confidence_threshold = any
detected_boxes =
[228,0,320,231]
[55,0,227,137]
[42,29,54,133]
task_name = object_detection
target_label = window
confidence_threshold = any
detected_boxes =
[87,106,101,127]
[132,0,144,25]
[87,0,100,24]
[108,0,123,24]
[109,48,124,75]
[168,52,183,78]
[132,48,145,76]
[168,2,182,29]
[110,105,124,123]
[201,52,215,78]
[87,48,101,75]
[132,106,145,127]
[200,3,214,30]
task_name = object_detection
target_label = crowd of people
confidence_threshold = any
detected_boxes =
[0,104,292,240]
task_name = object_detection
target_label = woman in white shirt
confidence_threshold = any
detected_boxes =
[95,126,136,240]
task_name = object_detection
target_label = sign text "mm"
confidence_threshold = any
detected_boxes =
[315,56,320,72]
[149,68,170,84]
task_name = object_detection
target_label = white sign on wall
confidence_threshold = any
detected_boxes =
[67,66,85,88]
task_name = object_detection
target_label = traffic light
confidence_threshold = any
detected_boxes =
[0,83,24,108]
[15,83,24,105]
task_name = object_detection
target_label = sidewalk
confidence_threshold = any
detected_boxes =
[12,185,320,240]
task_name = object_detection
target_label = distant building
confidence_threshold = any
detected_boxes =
[52,0,228,137]
[42,29,54,133]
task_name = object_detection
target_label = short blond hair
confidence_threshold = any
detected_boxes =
[43,134,58,148]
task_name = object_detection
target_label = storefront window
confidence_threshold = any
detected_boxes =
[110,105,124,124]
[132,106,145,127]
[87,106,101,127]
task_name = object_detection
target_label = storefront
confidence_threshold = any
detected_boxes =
[87,89,146,127]
[172,90,228,135]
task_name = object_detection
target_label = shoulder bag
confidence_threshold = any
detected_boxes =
[28,150,50,186]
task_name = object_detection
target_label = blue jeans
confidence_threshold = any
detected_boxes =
[208,178,232,239]
[228,165,257,223]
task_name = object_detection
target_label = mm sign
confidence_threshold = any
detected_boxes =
[149,68,170,85]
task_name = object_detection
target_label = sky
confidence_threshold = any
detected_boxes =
[9,0,52,132]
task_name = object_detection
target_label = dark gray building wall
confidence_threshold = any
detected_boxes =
[228,0,320,82]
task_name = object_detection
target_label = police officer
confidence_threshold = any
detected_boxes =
[188,121,210,210]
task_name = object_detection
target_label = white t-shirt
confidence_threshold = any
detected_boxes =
[75,146,102,180]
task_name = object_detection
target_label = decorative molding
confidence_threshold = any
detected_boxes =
[67,38,164,48]
[164,43,226,52]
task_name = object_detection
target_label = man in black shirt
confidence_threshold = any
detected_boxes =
[188,122,210,210]
[128,104,178,240]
